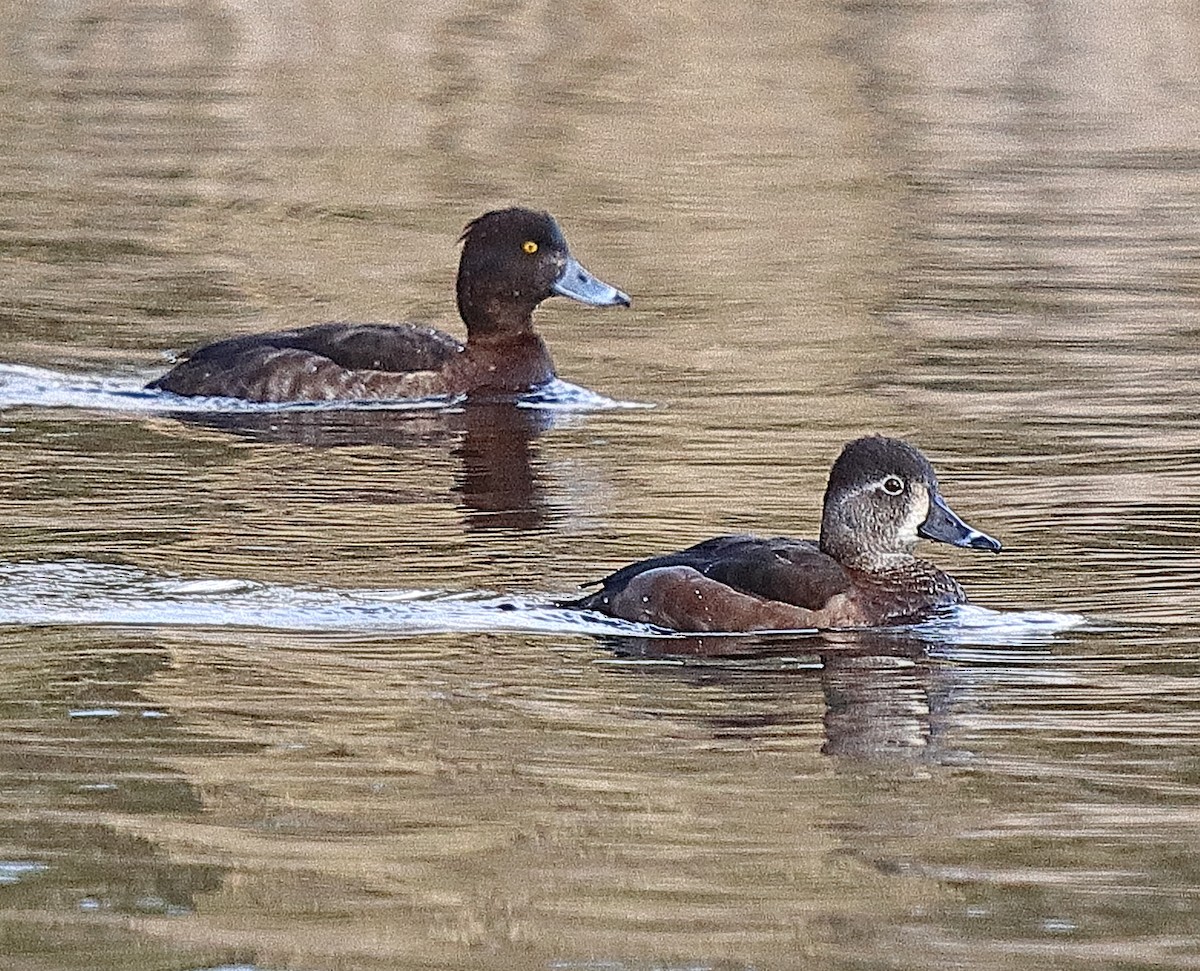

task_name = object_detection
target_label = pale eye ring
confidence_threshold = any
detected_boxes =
[881,476,905,496]
[522,240,539,254]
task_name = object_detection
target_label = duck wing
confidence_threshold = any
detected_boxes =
[700,536,852,610]
[181,322,463,373]
[578,534,851,612]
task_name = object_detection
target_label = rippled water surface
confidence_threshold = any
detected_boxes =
[2,1,1200,969]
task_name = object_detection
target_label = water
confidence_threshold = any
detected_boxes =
[2,0,1200,969]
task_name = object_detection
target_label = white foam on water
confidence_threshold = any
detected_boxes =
[915,602,1089,645]
[0,559,1089,650]
[0,560,650,636]
[0,861,48,885]
[0,365,648,415]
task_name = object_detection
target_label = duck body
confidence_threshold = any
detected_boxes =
[148,208,629,403]
[146,322,552,401]
[567,436,1001,632]
[571,534,968,631]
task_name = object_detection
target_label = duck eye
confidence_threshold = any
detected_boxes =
[881,476,905,496]
[522,240,539,254]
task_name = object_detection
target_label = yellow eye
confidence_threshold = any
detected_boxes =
[522,240,538,254]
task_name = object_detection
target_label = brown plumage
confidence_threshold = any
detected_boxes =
[148,208,630,402]
[566,436,1002,631]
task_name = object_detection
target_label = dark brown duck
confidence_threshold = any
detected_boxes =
[567,435,1001,631]
[148,208,630,402]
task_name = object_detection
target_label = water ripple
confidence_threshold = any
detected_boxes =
[0,559,642,636]
[0,364,648,414]
[0,559,1086,645]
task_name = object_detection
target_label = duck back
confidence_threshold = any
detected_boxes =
[149,322,467,401]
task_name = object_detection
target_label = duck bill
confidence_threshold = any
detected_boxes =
[918,492,1002,552]
[552,255,631,307]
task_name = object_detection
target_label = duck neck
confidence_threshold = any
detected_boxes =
[828,546,917,574]
[457,273,538,341]
[456,328,556,391]
[819,521,917,573]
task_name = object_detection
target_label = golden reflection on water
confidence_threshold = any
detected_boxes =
[2,0,1200,969]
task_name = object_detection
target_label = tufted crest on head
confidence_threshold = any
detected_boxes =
[454,207,572,335]
[459,208,567,255]
[454,206,629,336]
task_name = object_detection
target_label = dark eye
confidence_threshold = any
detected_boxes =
[522,240,539,254]
[881,476,904,496]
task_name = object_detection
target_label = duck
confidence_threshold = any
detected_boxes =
[566,435,1001,631]
[147,208,630,402]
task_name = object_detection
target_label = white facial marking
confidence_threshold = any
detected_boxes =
[864,475,926,549]
[834,477,926,549]
[897,483,928,544]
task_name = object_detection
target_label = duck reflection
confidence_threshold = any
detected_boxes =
[598,628,961,762]
[171,397,562,530]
